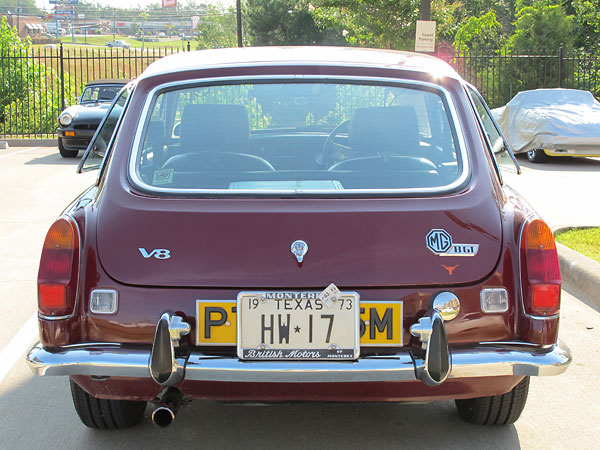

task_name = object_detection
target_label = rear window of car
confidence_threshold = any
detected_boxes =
[130,79,467,195]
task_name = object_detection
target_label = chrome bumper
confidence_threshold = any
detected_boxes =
[26,340,572,383]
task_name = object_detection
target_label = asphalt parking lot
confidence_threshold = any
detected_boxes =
[0,147,598,449]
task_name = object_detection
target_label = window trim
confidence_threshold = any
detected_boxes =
[77,83,134,176]
[464,83,521,177]
[127,75,471,197]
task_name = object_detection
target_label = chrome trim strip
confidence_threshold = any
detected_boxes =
[127,75,470,197]
[26,340,571,382]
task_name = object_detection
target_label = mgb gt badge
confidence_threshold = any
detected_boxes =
[291,240,309,263]
[426,229,479,256]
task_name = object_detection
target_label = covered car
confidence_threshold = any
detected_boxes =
[57,79,128,158]
[27,47,570,430]
[492,88,600,162]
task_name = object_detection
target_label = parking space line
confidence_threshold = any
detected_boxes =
[0,147,42,160]
[0,312,38,384]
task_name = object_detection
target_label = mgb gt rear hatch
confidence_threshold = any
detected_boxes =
[95,193,502,288]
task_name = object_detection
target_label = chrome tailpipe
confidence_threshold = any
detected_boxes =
[151,388,183,428]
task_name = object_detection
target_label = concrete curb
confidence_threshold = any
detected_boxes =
[556,241,600,310]
[0,139,55,147]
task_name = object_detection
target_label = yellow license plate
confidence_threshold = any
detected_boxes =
[196,299,402,347]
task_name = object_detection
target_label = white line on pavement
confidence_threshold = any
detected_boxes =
[0,313,38,384]
[0,147,41,160]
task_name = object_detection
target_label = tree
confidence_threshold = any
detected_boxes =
[0,0,43,15]
[195,6,237,49]
[311,0,419,50]
[572,0,600,48]
[0,17,74,135]
[0,16,30,116]
[508,1,575,51]
[245,0,343,46]
[453,10,504,51]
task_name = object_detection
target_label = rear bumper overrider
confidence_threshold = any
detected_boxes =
[26,340,571,383]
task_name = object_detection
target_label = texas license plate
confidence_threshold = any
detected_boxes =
[237,291,360,360]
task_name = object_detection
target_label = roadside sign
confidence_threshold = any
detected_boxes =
[415,20,436,53]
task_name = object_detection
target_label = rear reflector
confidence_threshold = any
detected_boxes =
[90,289,118,314]
[38,217,79,317]
[520,219,561,316]
[480,288,508,313]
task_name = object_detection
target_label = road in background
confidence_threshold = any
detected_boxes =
[503,155,600,229]
[0,148,597,449]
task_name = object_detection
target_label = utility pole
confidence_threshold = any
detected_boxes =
[236,0,242,47]
[420,0,430,20]
[16,0,20,37]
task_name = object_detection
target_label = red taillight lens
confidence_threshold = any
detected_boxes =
[520,219,561,316]
[38,218,79,317]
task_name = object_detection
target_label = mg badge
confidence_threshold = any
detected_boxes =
[290,240,309,263]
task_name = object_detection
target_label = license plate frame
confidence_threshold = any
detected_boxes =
[237,291,360,361]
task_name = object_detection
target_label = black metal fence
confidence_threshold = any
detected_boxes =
[452,47,600,108]
[1,43,188,138]
[1,45,600,137]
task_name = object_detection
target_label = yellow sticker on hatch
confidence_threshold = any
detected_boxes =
[196,300,402,347]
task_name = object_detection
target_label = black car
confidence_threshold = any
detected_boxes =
[57,79,128,157]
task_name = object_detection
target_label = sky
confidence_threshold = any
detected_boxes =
[34,0,235,12]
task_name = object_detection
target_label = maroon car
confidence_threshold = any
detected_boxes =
[26,47,571,429]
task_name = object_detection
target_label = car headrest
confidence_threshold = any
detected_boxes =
[98,89,114,101]
[350,106,420,156]
[180,104,250,152]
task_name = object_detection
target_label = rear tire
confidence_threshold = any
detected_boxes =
[455,377,529,426]
[58,139,79,158]
[70,379,147,429]
[526,149,548,163]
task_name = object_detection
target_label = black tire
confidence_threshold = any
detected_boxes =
[70,379,147,429]
[455,377,529,426]
[58,139,79,158]
[526,149,548,163]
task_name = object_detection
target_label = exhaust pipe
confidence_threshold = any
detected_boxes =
[152,388,183,428]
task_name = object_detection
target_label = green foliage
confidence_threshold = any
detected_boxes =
[454,11,504,51]
[245,0,341,46]
[311,0,419,50]
[0,17,75,135]
[572,0,600,48]
[195,5,237,49]
[0,17,30,113]
[508,1,575,51]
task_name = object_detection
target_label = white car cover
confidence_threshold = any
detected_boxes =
[491,88,600,153]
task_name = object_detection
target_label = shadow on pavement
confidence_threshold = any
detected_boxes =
[516,154,600,172]
[25,152,82,166]
[0,371,522,450]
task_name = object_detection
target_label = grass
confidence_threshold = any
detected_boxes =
[57,35,187,49]
[555,227,600,263]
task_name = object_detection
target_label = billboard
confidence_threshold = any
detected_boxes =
[162,0,177,7]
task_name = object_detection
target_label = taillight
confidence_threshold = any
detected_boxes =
[520,218,561,316]
[38,217,80,317]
